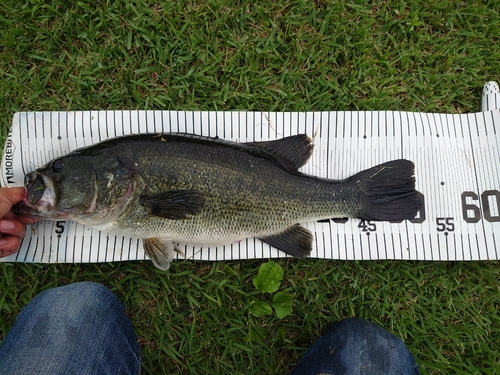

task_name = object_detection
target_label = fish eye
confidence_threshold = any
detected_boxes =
[51,159,64,172]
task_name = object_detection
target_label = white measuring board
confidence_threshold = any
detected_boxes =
[1,82,499,265]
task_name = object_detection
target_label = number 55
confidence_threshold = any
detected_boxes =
[436,217,454,232]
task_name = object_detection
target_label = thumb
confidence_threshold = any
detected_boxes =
[0,187,26,218]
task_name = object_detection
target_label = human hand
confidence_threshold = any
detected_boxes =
[0,187,37,258]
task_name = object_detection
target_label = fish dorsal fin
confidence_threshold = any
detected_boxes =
[259,224,313,258]
[139,190,205,220]
[246,134,314,170]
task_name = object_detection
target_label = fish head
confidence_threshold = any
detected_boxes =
[16,150,135,226]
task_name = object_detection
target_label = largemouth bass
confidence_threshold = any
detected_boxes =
[13,133,421,270]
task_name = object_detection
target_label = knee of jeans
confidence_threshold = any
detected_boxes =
[336,317,373,328]
[334,318,410,352]
[334,318,385,335]
[28,282,122,320]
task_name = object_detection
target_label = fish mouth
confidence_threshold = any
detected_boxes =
[24,172,58,210]
[12,172,58,219]
[25,172,46,205]
[10,172,44,217]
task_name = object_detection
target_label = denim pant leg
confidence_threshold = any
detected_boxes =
[0,282,141,375]
[290,318,420,375]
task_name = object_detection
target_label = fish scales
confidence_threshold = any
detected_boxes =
[111,136,355,242]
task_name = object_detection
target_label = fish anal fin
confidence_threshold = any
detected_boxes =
[143,238,177,271]
[246,134,313,170]
[259,224,312,258]
[140,190,205,220]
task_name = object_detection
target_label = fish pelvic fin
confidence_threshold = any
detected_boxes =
[246,134,314,170]
[144,238,177,270]
[353,159,422,222]
[259,224,313,258]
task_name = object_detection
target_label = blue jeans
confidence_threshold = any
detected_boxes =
[0,283,419,375]
[290,318,420,375]
[0,282,141,375]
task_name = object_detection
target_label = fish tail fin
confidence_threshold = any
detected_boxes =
[351,159,421,222]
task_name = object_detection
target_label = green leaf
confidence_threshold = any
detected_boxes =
[271,291,295,319]
[252,261,284,293]
[250,300,273,317]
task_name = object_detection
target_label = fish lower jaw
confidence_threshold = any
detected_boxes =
[28,200,60,219]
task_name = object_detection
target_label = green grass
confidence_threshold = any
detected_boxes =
[1,0,499,373]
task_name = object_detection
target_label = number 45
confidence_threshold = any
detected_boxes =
[358,220,376,232]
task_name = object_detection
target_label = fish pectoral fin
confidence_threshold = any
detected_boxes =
[259,224,313,258]
[245,134,313,170]
[139,190,205,220]
[143,238,177,271]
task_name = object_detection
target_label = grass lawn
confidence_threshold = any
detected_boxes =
[1,0,499,373]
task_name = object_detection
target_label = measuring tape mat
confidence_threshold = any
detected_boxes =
[1,84,499,264]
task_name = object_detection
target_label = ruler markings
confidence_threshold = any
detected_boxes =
[48,112,53,141]
[113,236,120,263]
[491,110,497,134]
[94,229,100,263]
[467,114,492,255]
[493,233,498,259]
[400,111,412,257]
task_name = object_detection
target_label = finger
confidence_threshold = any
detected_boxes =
[18,216,40,225]
[3,212,39,225]
[0,219,26,239]
[0,249,19,258]
[0,187,26,217]
[0,236,22,258]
